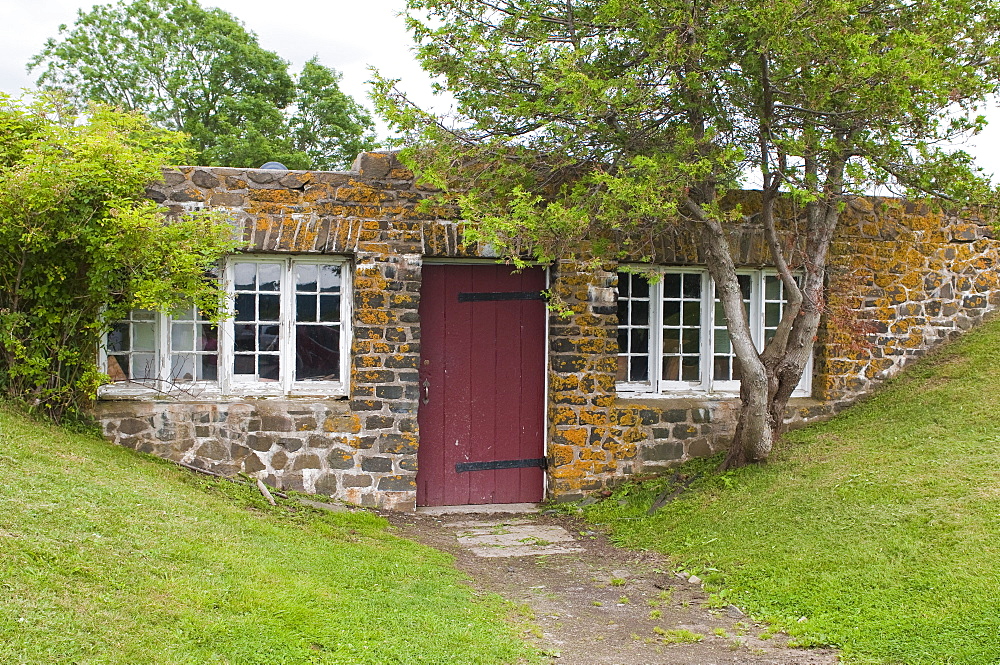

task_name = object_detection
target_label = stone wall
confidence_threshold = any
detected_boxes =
[819,199,999,400]
[94,153,1000,508]
[98,153,448,511]
[541,199,1000,498]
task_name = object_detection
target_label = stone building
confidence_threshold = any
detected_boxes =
[94,152,1000,511]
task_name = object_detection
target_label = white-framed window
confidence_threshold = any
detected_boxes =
[100,255,351,397]
[616,268,811,396]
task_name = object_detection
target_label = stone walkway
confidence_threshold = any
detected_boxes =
[388,509,840,665]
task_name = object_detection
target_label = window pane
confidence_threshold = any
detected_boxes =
[631,299,648,326]
[108,355,128,381]
[258,264,281,291]
[681,330,699,354]
[616,356,628,382]
[662,356,679,381]
[319,295,340,322]
[107,323,129,353]
[663,328,680,354]
[259,325,280,351]
[259,355,280,380]
[630,328,648,352]
[234,354,255,375]
[765,302,781,327]
[171,354,195,381]
[234,324,256,352]
[681,357,700,381]
[662,273,680,298]
[714,328,731,353]
[198,324,217,352]
[631,275,649,298]
[296,325,340,381]
[201,355,218,381]
[682,301,700,327]
[234,263,256,291]
[171,323,194,351]
[617,328,629,353]
[258,294,280,321]
[131,353,157,380]
[663,300,681,326]
[319,264,341,292]
[297,294,317,322]
[714,355,731,381]
[738,274,752,299]
[133,322,156,352]
[235,294,255,321]
[628,355,648,382]
[682,274,701,298]
[295,264,317,292]
[765,275,781,300]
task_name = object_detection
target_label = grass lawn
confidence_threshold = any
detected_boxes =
[586,318,1000,664]
[0,409,539,665]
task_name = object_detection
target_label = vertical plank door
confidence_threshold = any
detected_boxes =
[417,264,547,506]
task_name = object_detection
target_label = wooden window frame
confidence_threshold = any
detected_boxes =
[616,268,812,397]
[99,255,352,399]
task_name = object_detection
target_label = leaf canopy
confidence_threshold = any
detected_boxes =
[31,0,376,169]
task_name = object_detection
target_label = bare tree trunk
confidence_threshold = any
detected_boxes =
[687,198,776,470]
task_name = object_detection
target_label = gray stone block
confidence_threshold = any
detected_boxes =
[292,453,322,470]
[313,473,338,496]
[243,453,265,473]
[361,456,393,472]
[645,442,683,462]
[341,474,373,488]
[377,475,415,491]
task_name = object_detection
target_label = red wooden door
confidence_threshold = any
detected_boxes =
[417,264,547,506]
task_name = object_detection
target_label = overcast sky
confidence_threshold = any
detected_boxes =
[3,0,999,180]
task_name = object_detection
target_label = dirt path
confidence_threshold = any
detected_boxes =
[387,509,839,665]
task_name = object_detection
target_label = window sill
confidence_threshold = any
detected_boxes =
[98,383,348,401]
[615,389,812,407]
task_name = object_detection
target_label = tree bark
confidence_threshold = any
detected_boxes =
[687,198,776,470]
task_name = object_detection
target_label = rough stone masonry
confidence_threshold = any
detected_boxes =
[94,152,1000,509]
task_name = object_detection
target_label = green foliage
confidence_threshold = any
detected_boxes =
[584,317,1000,663]
[0,95,238,422]
[0,406,540,664]
[30,0,375,169]
[291,57,377,171]
[374,0,1000,466]
[375,0,998,261]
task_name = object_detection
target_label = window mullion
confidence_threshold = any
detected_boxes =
[650,276,662,393]
[750,271,763,352]
[703,272,713,392]
[341,260,352,392]
[282,259,294,393]
[159,311,170,386]
[219,261,234,395]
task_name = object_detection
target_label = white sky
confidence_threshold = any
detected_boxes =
[2,0,999,180]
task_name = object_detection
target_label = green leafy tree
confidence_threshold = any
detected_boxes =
[29,0,375,170]
[375,0,1000,468]
[0,95,239,423]
[291,57,377,171]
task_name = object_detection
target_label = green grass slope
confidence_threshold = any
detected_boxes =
[0,410,538,665]
[587,319,1000,664]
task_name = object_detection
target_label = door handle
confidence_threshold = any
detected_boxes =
[421,378,430,405]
